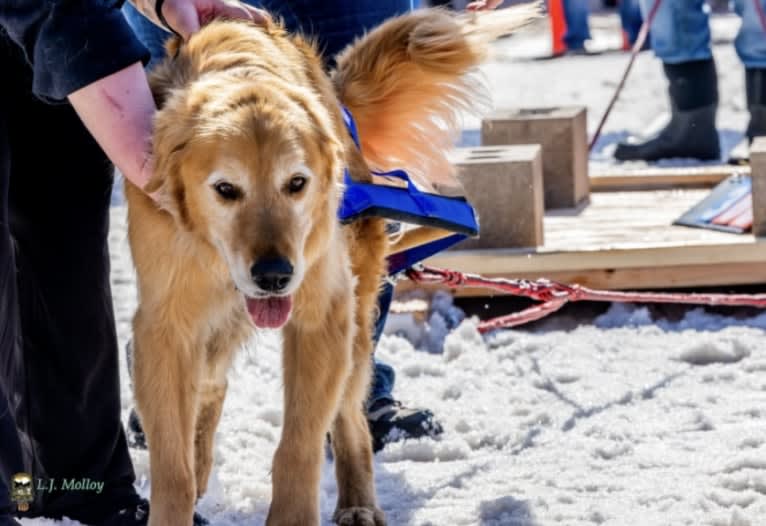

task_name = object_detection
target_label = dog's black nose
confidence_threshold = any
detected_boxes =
[251,257,294,292]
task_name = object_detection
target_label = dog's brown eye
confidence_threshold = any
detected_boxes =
[213,181,242,201]
[287,175,307,194]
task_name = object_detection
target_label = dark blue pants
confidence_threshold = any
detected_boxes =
[562,0,591,50]
[370,283,395,405]
[122,0,411,407]
[619,0,644,46]
[124,0,414,68]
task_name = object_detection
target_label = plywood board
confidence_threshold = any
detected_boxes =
[396,189,766,294]
[590,164,748,191]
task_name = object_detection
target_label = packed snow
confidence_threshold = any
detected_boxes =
[21,9,766,526]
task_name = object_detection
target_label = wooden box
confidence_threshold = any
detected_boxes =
[482,107,589,209]
[751,137,766,237]
[449,145,544,249]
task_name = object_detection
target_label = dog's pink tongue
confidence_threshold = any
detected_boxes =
[246,296,293,328]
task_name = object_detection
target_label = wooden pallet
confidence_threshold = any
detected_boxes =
[396,188,766,296]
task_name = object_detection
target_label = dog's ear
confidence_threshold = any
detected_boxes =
[146,104,194,227]
[146,158,189,226]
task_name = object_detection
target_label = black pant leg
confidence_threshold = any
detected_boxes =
[0,65,22,519]
[1,33,138,524]
[0,33,37,519]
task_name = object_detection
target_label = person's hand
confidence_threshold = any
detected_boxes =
[131,0,269,40]
[466,0,504,11]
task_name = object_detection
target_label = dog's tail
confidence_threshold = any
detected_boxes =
[333,3,540,189]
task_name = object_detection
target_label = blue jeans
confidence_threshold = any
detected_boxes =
[370,283,395,404]
[122,0,410,405]
[562,0,591,50]
[641,0,766,68]
[619,0,643,46]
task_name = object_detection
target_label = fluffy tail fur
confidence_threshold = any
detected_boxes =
[333,3,541,189]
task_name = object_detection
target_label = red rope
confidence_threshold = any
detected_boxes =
[406,265,766,333]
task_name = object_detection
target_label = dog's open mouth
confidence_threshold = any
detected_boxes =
[245,295,293,329]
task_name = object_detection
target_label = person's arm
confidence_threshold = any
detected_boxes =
[65,0,269,191]
[0,0,151,101]
[0,0,154,188]
[67,63,156,191]
[0,0,267,193]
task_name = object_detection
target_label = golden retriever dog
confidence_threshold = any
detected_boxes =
[124,5,537,526]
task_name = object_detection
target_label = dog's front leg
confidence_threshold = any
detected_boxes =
[194,379,226,499]
[266,293,354,526]
[331,329,385,526]
[133,317,200,526]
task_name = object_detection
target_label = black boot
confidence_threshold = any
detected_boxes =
[746,68,766,141]
[367,398,443,452]
[615,59,720,162]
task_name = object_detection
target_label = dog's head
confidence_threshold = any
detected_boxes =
[148,72,343,329]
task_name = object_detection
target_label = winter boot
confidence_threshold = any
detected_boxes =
[367,398,443,452]
[746,68,766,141]
[615,59,720,162]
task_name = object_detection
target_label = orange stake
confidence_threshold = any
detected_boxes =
[549,0,568,56]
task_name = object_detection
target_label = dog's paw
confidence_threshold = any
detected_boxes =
[333,506,386,526]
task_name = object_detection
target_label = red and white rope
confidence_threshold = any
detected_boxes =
[405,265,766,333]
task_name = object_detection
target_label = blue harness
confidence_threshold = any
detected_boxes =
[337,107,479,275]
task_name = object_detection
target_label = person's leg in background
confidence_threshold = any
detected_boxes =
[365,283,443,452]
[614,0,720,161]
[562,0,591,52]
[0,32,144,526]
[734,0,766,141]
[618,0,645,49]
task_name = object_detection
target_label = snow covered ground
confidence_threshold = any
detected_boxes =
[22,9,766,526]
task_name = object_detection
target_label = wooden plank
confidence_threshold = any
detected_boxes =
[420,242,766,275]
[590,164,748,191]
[396,261,766,296]
[538,189,757,253]
[396,188,766,295]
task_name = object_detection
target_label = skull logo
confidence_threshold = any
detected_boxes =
[10,472,33,512]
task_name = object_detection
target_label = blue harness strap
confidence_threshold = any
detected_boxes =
[337,107,479,275]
